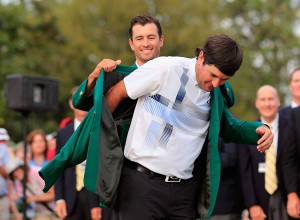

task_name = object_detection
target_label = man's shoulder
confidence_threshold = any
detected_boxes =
[148,56,191,65]
[279,105,291,117]
[291,106,300,115]
[216,81,235,108]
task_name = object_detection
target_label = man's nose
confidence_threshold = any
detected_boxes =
[212,78,226,88]
[212,78,221,88]
[142,39,150,46]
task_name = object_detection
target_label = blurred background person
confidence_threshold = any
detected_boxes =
[280,68,300,116]
[14,141,32,164]
[238,85,289,220]
[208,138,245,220]
[0,128,12,219]
[27,130,49,169]
[6,158,56,220]
[54,87,102,220]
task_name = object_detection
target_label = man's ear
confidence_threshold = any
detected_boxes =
[69,98,74,110]
[197,51,204,62]
[159,35,164,47]
[129,39,134,51]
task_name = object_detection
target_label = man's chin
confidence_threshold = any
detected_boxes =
[142,55,156,62]
[202,86,213,92]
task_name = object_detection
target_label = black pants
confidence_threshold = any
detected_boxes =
[114,166,199,220]
[67,188,112,220]
[67,188,92,220]
[268,190,289,220]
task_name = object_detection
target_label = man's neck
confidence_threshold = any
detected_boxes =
[291,99,300,108]
[261,114,278,124]
[293,97,300,106]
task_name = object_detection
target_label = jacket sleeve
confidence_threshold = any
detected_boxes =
[39,109,94,192]
[72,79,95,111]
[88,191,100,209]
[220,106,262,144]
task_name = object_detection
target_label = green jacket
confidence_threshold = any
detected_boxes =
[39,64,262,219]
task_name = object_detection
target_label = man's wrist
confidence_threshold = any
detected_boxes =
[56,199,66,205]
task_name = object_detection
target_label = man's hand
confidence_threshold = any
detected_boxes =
[55,200,67,219]
[249,205,267,220]
[287,192,300,219]
[255,125,273,153]
[86,59,122,95]
[90,207,102,220]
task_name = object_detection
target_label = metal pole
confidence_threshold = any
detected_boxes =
[21,111,30,220]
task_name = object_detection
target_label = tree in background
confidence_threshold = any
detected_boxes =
[1,0,300,140]
[218,0,300,119]
[0,1,68,140]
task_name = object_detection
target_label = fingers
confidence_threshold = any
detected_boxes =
[116,59,121,65]
[55,203,67,219]
[256,126,273,153]
[256,135,272,152]
[90,59,122,80]
[102,59,121,72]
[287,207,300,219]
[91,207,102,220]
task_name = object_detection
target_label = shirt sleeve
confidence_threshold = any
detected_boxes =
[124,57,168,100]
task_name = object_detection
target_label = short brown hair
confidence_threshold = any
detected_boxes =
[194,34,243,76]
[129,15,163,39]
[289,67,300,82]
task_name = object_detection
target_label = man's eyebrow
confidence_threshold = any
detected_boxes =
[209,71,230,80]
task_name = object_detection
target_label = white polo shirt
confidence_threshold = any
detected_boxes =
[124,56,210,179]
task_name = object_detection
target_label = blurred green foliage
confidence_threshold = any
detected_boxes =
[0,0,300,141]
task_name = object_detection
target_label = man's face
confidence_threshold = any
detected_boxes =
[195,51,231,92]
[289,70,300,101]
[69,99,88,119]
[129,23,164,66]
[255,86,280,122]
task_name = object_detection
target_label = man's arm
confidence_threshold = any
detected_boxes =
[221,107,273,152]
[105,80,129,112]
[86,59,121,95]
[54,129,67,218]
[237,144,267,220]
[72,59,121,110]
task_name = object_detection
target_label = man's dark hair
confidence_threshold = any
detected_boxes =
[129,15,163,39]
[289,67,300,82]
[194,34,243,76]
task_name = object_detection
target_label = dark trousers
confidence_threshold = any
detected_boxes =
[268,190,289,220]
[114,166,199,220]
[67,188,92,220]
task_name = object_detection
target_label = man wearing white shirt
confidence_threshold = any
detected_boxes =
[102,35,273,219]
